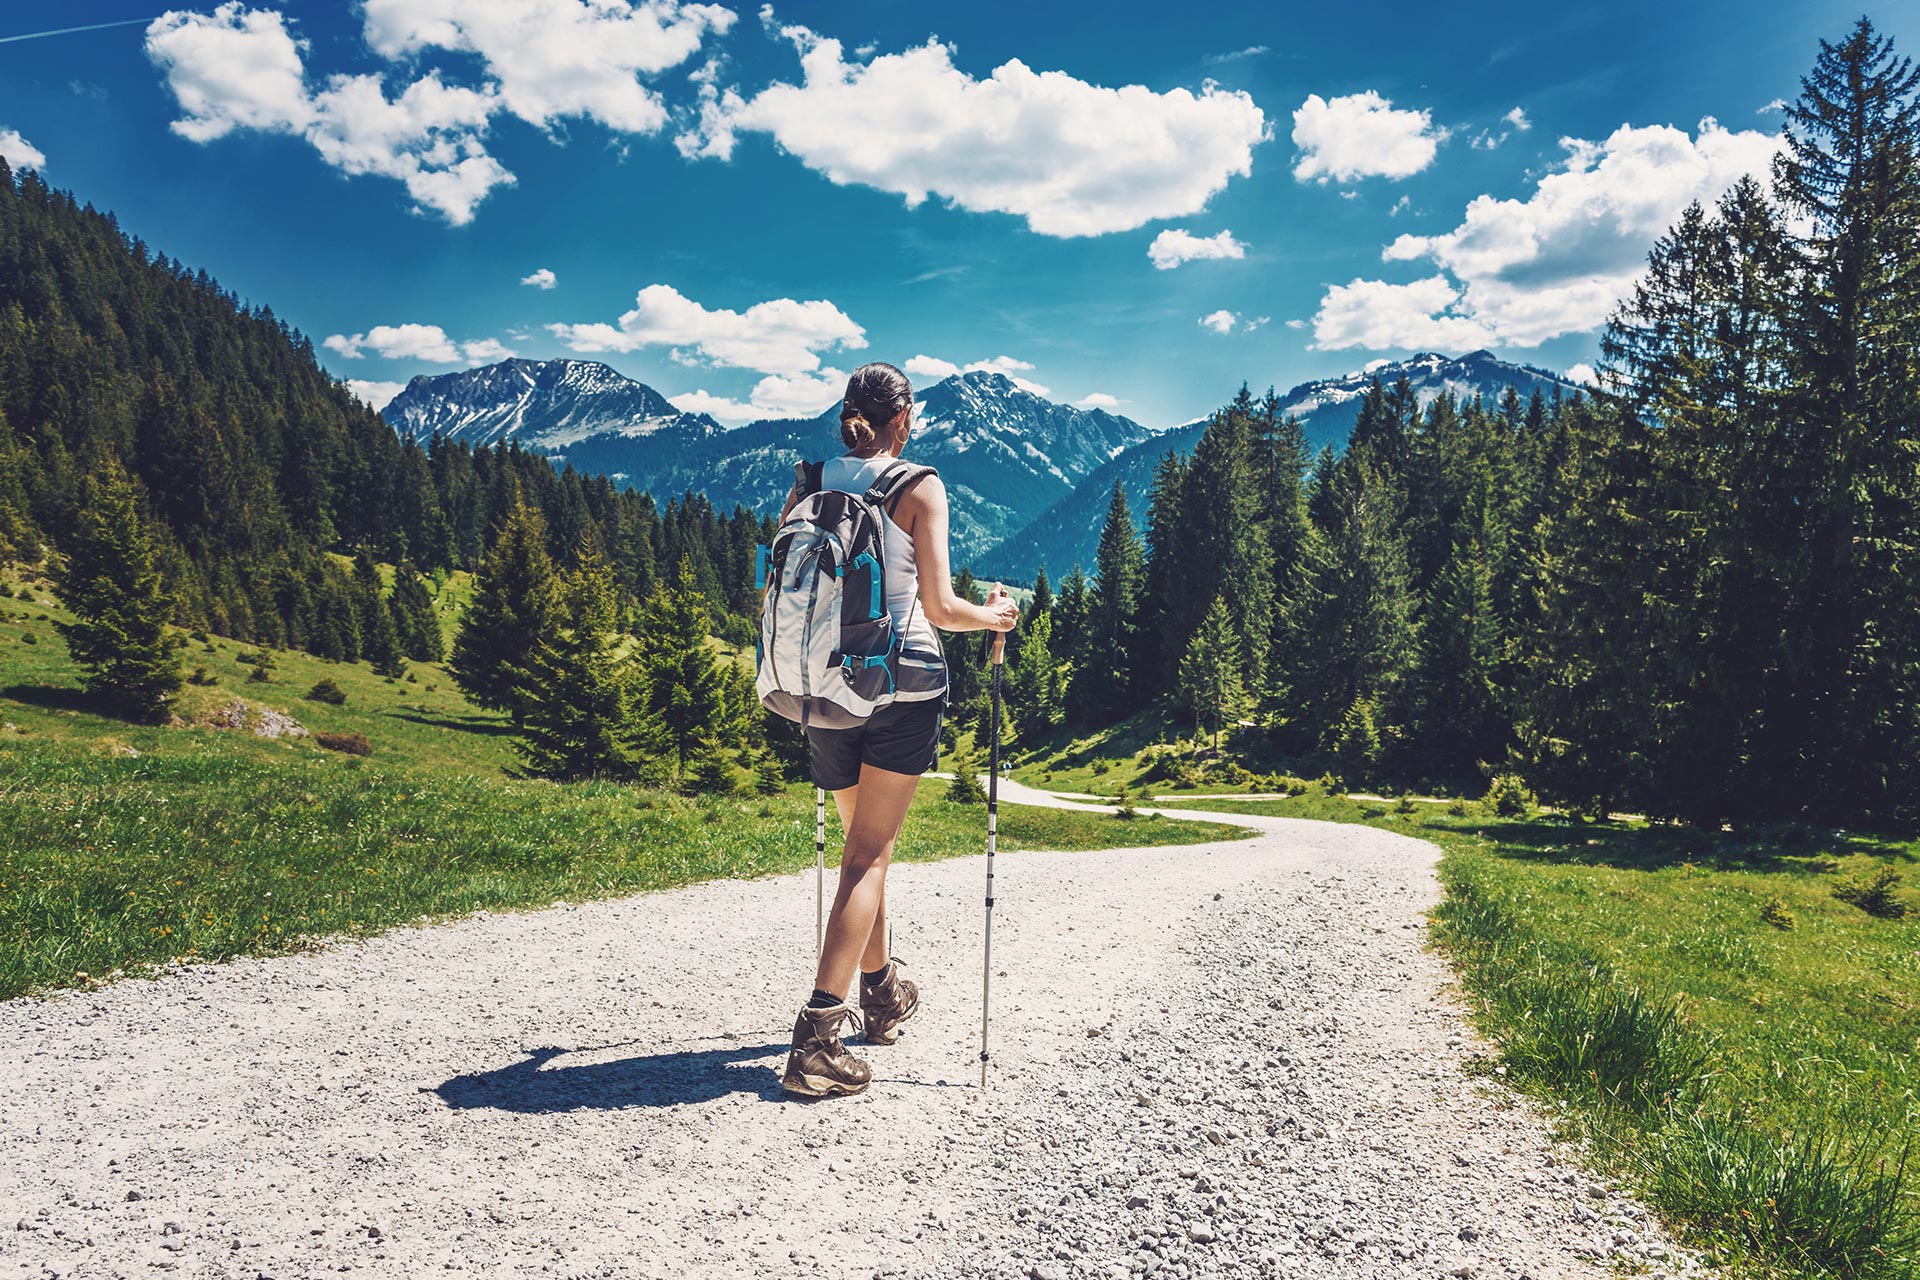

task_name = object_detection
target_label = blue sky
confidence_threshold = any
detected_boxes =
[0,1,1908,429]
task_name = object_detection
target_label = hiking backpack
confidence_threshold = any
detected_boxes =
[757,459,939,730]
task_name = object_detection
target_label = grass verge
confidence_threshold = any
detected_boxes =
[1143,789,1920,1279]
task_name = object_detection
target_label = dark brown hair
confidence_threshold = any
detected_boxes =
[839,362,912,451]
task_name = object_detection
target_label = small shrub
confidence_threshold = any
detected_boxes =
[426,683,437,692]
[245,666,270,684]
[314,731,371,756]
[21,632,36,645]
[1759,895,1796,930]
[1486,774,1536,819]
[754,754,787,796]
[1832,864,1909,919]
[690,753,739,795]
[1114,788,1138,821]
[405,671,418,683]
[236,649,271,667]
[187,664,217,686]
[1318,771,1344,797]
[947,746,985,804]
[188,629,210,644]
[1092,759,1110,775]
[305,678,347,706]
[1447,798,1471,817]
[1395,796,1416,815]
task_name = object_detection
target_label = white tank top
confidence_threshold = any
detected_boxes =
[818,453,944,658]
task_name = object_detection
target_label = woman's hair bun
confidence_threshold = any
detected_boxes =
[840,406,875,449]
[839,363,912,450]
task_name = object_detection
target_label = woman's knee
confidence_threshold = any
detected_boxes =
[840,836,893,874]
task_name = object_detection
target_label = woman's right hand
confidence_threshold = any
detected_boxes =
[984,585,1019,633]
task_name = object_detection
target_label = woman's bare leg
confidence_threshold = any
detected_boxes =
[813,764,919,998]
[827,785,891,974]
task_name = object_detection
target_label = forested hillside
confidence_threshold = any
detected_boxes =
[1011,21,1920,827]
[0,162,766,654]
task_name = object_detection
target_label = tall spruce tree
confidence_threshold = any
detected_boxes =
[1773,18,1920,817]
[1081,481,1146,724]
[636,558,728,784]
[389,559,445,662]
[352,545,407,678]
[451,497,559,724]
[1178,594,1246,748]
[52,460,185,722]
[513,552,646,781]
[1007,610,1065,743]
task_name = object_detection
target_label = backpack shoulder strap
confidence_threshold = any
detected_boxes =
[793,459,824,500]
[864,461,938,516]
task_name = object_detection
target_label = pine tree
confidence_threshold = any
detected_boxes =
[1029,564,1052,621]
[352,545,407,678]
[1406,533,1503,774]
[636,558,728,783]
[451,497,559,724]
[1177,594,1246,748]
[51,460,185,722]
[1141,449,1193,692]
[1053,562,1092,697]
[1772,18,1920,816]
[1081,480,1146,724]
[1008,610,1064,743]
[389,559,444,662]
[1288,458,1416,753]
[513,553,646,781]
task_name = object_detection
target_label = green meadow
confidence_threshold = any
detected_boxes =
[0,573,1245,1002]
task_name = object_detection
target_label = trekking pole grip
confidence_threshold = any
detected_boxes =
[989,583,1007,665]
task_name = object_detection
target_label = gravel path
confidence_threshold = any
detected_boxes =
[2,783,1692,1280]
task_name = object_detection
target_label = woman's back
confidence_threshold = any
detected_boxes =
[818,453,943,658]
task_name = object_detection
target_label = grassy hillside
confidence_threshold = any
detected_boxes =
[0,568,1245,1001]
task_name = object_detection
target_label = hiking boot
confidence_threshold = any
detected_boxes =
[859,960,920,1045]
[781,1002,872,1098]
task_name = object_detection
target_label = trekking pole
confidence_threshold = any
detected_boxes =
[815,786,826,962]
[979,607,1006,1089]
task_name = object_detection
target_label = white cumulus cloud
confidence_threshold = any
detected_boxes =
[146,1,730,225]
[345,379,407,410]
[1147,227,1247,270]
[675,19,1268,237]
[359,0,734,135]
[1310,276,1491,351]
[1312,117,1783,350]
[902,353,1048,395]
[1199,310,1238,335]
[0,128,47,171]
[1565,362,1597,386]
[521,267,557,289]
[1292,91,1447,183]
[903,354,961,380]
[548,283,866,375]
[1073,392,1122,409]
[324,323,514,364]
[670,367,847,423]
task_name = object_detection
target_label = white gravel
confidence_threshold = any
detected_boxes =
[0,781,1693,1279]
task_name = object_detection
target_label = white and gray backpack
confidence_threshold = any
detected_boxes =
[757,459,941,730]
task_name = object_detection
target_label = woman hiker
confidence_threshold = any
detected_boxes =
[777,362,1019,1098]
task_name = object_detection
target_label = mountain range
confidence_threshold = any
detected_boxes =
[375,350,1583,574]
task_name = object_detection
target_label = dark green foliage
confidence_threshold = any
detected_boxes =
[352,545,406,679]
[1074,481,1145,725]
[1007,610,1064,743]
[389,559,444,662]
[49,460,185,722]
[1831,864,1909,919]
[305,677,347,705]
[754,752,788,795]
[1176,594,1246,746]
[512,553,646,782]
[946,738,985,803]
[451,497,558,723]
[314,731,371,756]
[636,559,727,784]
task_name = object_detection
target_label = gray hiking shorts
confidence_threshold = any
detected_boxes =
[805,694,946,791]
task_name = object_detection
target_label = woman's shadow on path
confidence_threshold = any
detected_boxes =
[436,1038,790,1111]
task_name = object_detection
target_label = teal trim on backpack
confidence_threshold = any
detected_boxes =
[850,551,882,619]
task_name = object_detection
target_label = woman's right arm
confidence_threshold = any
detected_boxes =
[898,475,1018,633]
